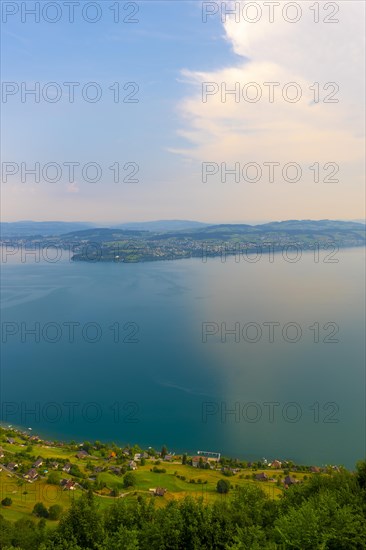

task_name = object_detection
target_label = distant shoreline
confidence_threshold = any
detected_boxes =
[2,220,364,264]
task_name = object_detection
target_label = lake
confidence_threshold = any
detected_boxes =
[1,247,365,468]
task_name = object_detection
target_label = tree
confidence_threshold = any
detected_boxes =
[47,471,61,485]
[38,518,47,531]
[82,441,92,453]
[0,514,13,547]
[33,502,49,518]
[70,464,82,478]
[39,539,82,549]
[161,445,168,459]
[80,479,92,491]
[105,525,139,550]
[85,460,94,472]
[123,472,136,489]
[10,517,44,550]
[182,453,187,465]
[57,492,104,548]
[216,479,230,494]
[48,504,63,520]
[356,459,366,489]
[1,497,12,506]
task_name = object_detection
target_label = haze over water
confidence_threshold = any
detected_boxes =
[1,248,365,468]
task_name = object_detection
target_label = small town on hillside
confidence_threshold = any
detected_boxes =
[0,425,342,514]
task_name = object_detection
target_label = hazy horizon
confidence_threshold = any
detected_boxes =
[2,217,366,224]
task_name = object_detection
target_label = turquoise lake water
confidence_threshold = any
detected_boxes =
[1,248,365,468]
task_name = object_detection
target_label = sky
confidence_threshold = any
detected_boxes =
[1,0,365,223]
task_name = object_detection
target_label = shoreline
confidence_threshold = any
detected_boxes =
[0,422,350,471]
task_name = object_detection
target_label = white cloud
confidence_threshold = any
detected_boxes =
[174,1,365,176]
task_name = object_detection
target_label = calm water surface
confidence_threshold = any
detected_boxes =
[1,248,365,468]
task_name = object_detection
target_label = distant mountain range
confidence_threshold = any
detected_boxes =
[0,220,209,237]
[113,220,210,232]
[1,219,364,238]
[0,221,95,237]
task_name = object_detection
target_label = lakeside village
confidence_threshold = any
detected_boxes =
[0,426,343,509]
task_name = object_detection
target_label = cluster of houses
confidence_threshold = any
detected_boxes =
[51,461,78,490]
[127,451,149,471]
[14,459,77,491]
[60,478,77,491]
[21,457,44,482]
[0,431,341,501]
[254,471,299,488]
[192,452,220,469]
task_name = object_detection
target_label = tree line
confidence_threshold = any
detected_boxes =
[1,461,366,549]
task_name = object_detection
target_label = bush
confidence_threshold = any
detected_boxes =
[123,472,136,488]
[47,472,60,485]
[152,466,166,474]
[33,502,49,518]
[48,504,63,520]
[70,464,83,478]
[216,479,230,494]
[1,497,12,506]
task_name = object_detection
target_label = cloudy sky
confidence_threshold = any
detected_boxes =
[2,1,365,223]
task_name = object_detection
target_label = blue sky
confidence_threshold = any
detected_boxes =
[2,1,365,223]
